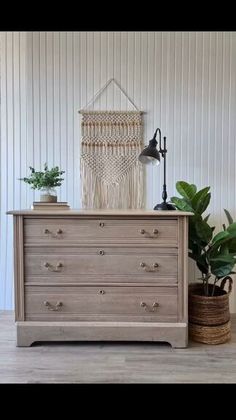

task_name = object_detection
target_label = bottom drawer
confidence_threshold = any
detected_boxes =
[25,285,178,322]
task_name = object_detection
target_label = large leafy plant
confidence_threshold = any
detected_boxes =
[171,181,236,296]
[20,163,65,190]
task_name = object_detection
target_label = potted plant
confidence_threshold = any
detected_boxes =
[20,163,65,202]
[171,181,236,344]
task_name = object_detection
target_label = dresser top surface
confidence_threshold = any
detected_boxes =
[7,208,193,217]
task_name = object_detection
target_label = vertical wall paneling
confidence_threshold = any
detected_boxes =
[26,33,34,205]
[0,32,27,308]
[32,33,41,178]
[1,32,236,311]
[100,32,108,110]
[73,32,80,208]
[66,32,74,207]
[5,33,14,308]
[140,33,150,208]
[45,32,53,170]
[52,32,61,201]
[39,32,47,168]
[0,32,7,309]
[59,32,67,203]
[107,32,114,109]
[19,33,27,209]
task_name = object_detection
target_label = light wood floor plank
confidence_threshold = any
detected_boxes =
[1,311,236,383]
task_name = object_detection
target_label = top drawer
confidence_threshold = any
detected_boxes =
[24,218,178,246]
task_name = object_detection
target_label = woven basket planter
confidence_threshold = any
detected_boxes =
[188,277,232,345]
[189,321,231,345]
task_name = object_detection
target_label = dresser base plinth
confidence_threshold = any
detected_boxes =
[16,321,188,348]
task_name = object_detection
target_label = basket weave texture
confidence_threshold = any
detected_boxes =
[189,321,231,345]
[189,286,230,326]
[188,277,232,344]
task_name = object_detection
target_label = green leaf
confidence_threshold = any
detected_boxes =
[228,238,236,253]
[220,243,230,255]
[191,187,211,211]
[204,214,211,223]
[195,219,213,244]
[170,197,194,212]
[210,255,235,264]
[227,222,236,235]
[175,181,197,200]
[189,216,210,247]
[191,184,197,194]
[195,193,211,215]
[212,230,230,244]
[224,209,234,225]
[211,261,235,278]
[208,230,232,258]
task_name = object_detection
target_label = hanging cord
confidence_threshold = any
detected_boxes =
[79,78,141,112]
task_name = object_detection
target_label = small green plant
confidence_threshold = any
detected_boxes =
[171,181,236,296]
[19,163,65,190]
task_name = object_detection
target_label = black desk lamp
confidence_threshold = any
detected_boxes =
[138,128,175,210]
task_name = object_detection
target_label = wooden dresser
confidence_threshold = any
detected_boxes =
[7,209,192,347]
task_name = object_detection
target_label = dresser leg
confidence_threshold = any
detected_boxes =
[16,337,33,347]
[16,324,34,347]
[169,328,188,348]
[170,339,188,349]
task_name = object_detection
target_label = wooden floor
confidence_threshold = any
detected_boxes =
[1,311,236,383]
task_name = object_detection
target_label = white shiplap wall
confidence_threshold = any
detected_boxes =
[1,32,236,311]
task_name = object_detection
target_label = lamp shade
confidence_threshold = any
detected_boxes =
[138,138,160,165]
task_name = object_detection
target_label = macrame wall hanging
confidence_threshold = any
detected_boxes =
[79,79,144,209]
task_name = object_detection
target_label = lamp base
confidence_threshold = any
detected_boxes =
[154,202,176,211]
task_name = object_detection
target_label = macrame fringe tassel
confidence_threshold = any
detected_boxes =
[81,159,144,209]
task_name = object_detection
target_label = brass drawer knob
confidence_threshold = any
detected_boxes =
[140,301,159,312]
[44,228,63,237]
[99,222,105,227]
[57,262,63,268]
[153,229,159,234]
[44,301,63,311]
[140,229,145,234]
[99,250,105,255]
[140,262,159,271]
[99,290,105,295]
[44,262,63,272]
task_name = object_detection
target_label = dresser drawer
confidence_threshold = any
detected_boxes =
[24,247,178,282]
[25,285,178,322]
[24,217,178,246]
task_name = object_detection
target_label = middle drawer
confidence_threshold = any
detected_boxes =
[24,247,178,284]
